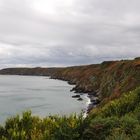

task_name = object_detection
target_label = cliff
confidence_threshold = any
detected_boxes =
[0,58,140,102]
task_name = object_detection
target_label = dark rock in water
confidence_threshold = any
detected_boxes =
[90,97,98,102]
[68,80,76,85]
[86,95,101,113]
[94,99,100,104]
[72,95,80,98]
[77,97,83,101]
[87,103,94,113]
[70,89,73,92]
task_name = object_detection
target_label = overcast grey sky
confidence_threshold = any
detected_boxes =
[0,0,140,68]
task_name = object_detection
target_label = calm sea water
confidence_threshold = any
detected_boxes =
[0,75,89,123]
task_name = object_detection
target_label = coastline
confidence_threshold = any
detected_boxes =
[1,57,139,116]
[83,94,91,118]
[49,76,99,116]
[49,76,100,115]
[0,74,97,117]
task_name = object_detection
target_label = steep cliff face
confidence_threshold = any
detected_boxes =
[0,58,140,101]
[48,59,140,100]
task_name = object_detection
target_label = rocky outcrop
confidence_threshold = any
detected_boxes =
[72,95,80,98]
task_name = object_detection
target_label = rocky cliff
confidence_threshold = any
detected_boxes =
[0,58,140,102]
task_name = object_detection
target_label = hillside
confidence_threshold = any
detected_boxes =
[0,57,140,103]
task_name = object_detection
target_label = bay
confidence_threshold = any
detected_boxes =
[0,75,89,123]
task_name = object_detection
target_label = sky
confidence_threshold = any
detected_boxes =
[0,0,140,68]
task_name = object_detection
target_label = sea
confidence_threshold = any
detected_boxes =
[0,75,90,123]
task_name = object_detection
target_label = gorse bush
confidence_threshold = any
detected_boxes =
[82,87,140,140]
[0,112,87,140]
[90,87,140,118]
[1,87,140,140]
[105,131,132,140]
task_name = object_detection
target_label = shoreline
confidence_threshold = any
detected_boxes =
[49,76,99,116]
[83,94,92,118]
[0,74,98,116]
[63,79,100,115]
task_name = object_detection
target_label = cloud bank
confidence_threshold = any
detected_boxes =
[0,0,140,68]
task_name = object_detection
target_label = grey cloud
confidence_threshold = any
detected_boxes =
[0,0,140,68]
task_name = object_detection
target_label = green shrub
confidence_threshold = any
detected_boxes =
[83,117,119,140]
[106,131,132,140]
[119,115,138,135]
[90,87,140,118]
[0,111,86,140]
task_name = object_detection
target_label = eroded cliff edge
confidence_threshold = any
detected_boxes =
[0,58,140,103]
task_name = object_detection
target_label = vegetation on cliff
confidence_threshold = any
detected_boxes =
[1,87,140,139]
